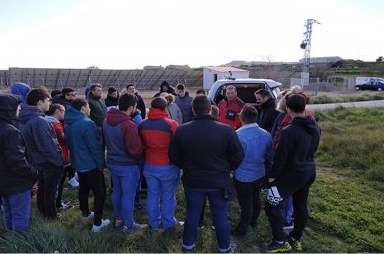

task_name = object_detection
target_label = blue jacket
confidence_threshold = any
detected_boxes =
[64,107,104,173]
[19,105,63,167]
[234,123,274,182]
[174,93,193,123]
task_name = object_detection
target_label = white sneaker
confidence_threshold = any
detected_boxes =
[83,211,94,220]
[68,177,79,188]
[74,172,79,181]
[91,219,111,232]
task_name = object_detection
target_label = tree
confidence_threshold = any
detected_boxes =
[375,56,384,62]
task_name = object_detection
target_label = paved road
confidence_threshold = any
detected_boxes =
[307,100,384,111]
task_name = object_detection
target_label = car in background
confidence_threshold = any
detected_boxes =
[355,78,384,91]
[207,78,282,106]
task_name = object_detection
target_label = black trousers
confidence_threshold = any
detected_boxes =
[233,178,262,233]
[56,164,73,208]
[78,169,106,226]
[264,170,316,241]
[36,162,62,219]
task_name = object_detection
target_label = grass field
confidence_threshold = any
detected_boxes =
[0,108,383,253]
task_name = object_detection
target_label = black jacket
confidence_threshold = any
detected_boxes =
[153,81,177,98]
[0,95,37,196]
[270,116,321,178]
[104,94,119,108]
[135,92,146,120]
[169,115,244,189]
[257,98,279,132]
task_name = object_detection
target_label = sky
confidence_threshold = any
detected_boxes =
[0,0,383,69]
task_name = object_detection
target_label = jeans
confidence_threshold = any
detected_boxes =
[78,169,106,226]
[108,164,139,228]
[36,162,62,218]
[183,186,231,253]
[233,178,262,233]
[283,196,293,224]
[134,160,144,207]
[1,190,31,233]
[143,163,180,229]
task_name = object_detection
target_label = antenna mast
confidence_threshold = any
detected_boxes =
[300,19,320,74]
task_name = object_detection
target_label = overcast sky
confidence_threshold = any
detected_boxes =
[0,0,383,69]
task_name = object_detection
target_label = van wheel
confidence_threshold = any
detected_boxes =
[378,87,383,91]
[355,86,360,91]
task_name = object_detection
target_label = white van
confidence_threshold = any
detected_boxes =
[207,78,282,106]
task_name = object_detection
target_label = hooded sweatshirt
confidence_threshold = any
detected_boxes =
[138,108,179,165]
[64,107,104,172]
[10,82,31,105]
[153,81,177,98]
[19,105,63,167]
[270,116,321,178]
[103,108,144,166]
[0,95,37,196]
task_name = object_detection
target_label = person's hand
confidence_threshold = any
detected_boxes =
[268,178,275,183]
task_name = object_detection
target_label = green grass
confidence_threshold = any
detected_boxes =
[310,93,384,104]
[0,108,383,252]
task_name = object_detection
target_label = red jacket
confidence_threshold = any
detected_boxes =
[217,96,245,130]
[138,108,179,165]
[51,121,70,163]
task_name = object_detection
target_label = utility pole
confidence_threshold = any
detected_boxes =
[300,19,320,87]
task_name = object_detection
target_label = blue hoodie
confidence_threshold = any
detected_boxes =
[10,82,31,105]
[64,107,104,173]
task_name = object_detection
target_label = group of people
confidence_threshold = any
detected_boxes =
[0,80,321,253]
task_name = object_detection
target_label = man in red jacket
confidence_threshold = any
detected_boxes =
[138,97,180,230]
[217,85,245,130]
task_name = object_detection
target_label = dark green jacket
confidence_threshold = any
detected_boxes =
[87,93,107,127]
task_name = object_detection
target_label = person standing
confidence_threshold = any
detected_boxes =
[217,85,245,130]
[103,94,146,234]
[18,88,63,219]
[126,84,146,120]
[153,80,177,98]
[264,94,321,252]
[104,86,119,112]
[87,83,107,128]
[174,84,193,123]
[169,95,244,253]
[160,92,183,124]
[231,106,274,238]
[0,94,37,233]
[52,88,77,109]
[254,88,279,132]
[64,98,110,232]
[139,97,180,230]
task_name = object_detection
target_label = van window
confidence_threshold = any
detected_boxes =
[214,83,266,105]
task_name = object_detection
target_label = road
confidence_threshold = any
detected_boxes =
[306,100,384,111]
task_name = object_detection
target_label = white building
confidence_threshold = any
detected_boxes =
[203,66,249,90]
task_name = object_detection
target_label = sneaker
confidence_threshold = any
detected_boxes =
[91,219,110,232]
[219,243,237,254]
[265,240,292,253]
[114,219,124,228]
[288,237,302,251]
[57,202,73,211]
[211,225,216,230]
[122,223,147,234]
[283,221,294,230]
[68,177,79,188]
[83,211,94,220]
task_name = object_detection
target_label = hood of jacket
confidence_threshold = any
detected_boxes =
[87,92,101,101]
[258,97,276,110]
[159,81,176,93]
[10,82,31,105]
[0,94,20,125]
[64,107,87,125]
[147,108,168,119]
[19,105,44,124]
[106,108,132,126]
[106,94,119,103]
[291,116,319,136]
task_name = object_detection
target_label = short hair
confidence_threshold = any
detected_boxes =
[126,83,135,89]
[90,83,102,91]
[176,84,185,90]
[51,89,62,98]
[226,85,236,91]
[47,103,64,116]
[62,87,75,97]
[211,105,219,120]
[119,94,137,111]
[108,86,117,94]
[196,89,206,95]
[151,97,167,110]
[254,88,271,98]
[285,94,306,113]
[240,105,258,124]
[192,95,211,116]
[72,98,88,111]
[26,88,50,106]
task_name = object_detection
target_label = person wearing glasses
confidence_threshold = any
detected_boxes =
[52,88,77,109]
